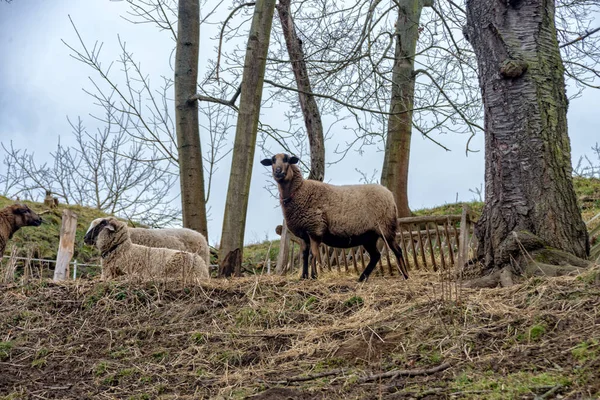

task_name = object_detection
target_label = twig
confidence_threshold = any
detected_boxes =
[358,362,451,383]
[560,26,600,48]
[43,385,72,390]
[216,2,256,80]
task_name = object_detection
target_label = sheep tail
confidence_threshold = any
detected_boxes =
[377,223,407,279]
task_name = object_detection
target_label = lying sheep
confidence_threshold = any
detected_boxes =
[86,218,210,266]
[261,153,409,282]
[83,217,209,283]
[0,203,43,257]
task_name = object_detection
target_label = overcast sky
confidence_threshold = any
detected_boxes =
[0,1,598,246]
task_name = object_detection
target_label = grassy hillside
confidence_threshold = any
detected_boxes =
[2,176,599,273]
[0,196,109,267]
[0,269,599,399]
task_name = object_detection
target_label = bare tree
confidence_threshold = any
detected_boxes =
[175,0,208,236]
[1,116,179,226]
[61,1,231,233]
[276,0,325,182]
[574,143,600,178]
[380,0,433,217]
[465,0,590,287]
[219,0,277,277]
[253,0,599,220]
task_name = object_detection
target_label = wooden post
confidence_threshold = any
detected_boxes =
[275,221,291,275]
[54,209,77,281]
[457,205,471,271]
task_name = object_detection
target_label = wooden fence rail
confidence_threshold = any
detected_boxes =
[276,206,477,277]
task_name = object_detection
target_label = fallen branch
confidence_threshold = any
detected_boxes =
[258,368,348,385]
[358,362,451,383]
[536,383,564,399]
[385,386,444,396]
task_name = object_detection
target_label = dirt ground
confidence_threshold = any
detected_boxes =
[1,269,600,399]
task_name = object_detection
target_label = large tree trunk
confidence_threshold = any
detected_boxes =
[380,0,432,218]
[175,0,208,237]
[465,0,589,275]
[219,0,277,277]
[276,0,325,182]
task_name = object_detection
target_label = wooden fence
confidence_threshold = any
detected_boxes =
[276,206,477,277]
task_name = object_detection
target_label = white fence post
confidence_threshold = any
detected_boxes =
[54,209,78,281]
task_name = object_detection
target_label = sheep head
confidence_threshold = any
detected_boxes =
[10,204,43,228]
[260,153,299,183]
[84,217,120,248]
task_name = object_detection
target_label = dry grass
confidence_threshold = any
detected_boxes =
[1,267,600,399]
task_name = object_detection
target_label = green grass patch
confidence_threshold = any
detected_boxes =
[571,339,599,362]
[314,357,346,372]
[343,295,364,308]
[151,350,169,362]
[0,341,14,361]
[452,370,571,399]
[528,324,546,341]
[191,332,207,345]
[94,362,108,376]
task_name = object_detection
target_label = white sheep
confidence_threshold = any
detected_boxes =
[83,217,209,283]
[86,218,210,267]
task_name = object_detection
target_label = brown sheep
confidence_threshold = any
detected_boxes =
[261,153,408,282]
[0,203,43,257]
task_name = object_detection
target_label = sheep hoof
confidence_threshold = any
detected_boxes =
[358,274,367,282]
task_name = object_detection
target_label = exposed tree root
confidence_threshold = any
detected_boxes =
[463,230,592,289]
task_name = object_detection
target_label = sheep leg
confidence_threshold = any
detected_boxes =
[389,239,409,279]
[300,239,311,279]
[309,237,320,279]
[358,241,381,282]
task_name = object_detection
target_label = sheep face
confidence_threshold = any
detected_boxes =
[260,153,299,183]
[84,217,121,249]
[11,204,43,228]
[84,218,106,245]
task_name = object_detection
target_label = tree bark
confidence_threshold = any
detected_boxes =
[219,0,277,276]
[276,0,325,182]
[175,0,208,237]
[465,0,589,273]
[381,0,432,218]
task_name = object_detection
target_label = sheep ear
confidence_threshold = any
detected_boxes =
[105,223,116,232]
[260,158,273,166]
[289,156,299,165]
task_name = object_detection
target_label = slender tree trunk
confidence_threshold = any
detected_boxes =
[175,0,208,237]
[465,0,589,272]
[380,0,432,218]
[276,0,325,182]
[219,0,277,277]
